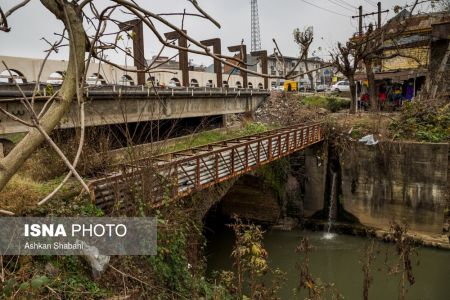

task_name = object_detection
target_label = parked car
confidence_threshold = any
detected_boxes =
[315,84,327,92]
[331,81,350,92]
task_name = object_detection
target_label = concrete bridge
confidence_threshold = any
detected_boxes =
[88,122,324,211]
[0,84,269,134]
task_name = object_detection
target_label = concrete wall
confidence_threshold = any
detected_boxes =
[303,146,326,217]
[303,141,448,235]
[341,142,448,235]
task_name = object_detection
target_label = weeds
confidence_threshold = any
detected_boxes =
[302,96,350,113]
[389,100,450,142]
[386,221,418,300]
[217,217,286,299]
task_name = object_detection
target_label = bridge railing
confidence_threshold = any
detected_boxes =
[0,83,270,99]
[88,122,324,211]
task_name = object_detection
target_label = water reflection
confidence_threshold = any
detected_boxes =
[206,227,450,299]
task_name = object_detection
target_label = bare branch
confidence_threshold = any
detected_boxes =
[187,0,221,29]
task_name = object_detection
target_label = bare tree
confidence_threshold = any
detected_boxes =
[293,26,315,90]
[330,41,361,114]
[0,0,299,200]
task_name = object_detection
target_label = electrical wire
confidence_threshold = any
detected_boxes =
[328,0,354,12]
[300,0,350,17]
[336,0,357,9]
[364,0,378,8]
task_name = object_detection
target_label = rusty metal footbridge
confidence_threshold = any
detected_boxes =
[89,122,324,211]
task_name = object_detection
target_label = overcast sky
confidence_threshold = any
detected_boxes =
[0,0,436,65]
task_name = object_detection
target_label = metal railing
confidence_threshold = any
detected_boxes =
[88,122,324,210]
[0,84,270,99]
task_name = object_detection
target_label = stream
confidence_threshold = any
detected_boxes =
[206,226,450,299]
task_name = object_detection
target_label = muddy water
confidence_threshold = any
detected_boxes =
[206,227,449,299]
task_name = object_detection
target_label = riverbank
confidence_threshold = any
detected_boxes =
[302,219,450,250]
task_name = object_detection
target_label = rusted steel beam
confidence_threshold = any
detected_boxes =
[118,19,145,85]
[250,50,268,89]
[228,44,248,88]
[164,30,189,87]
[201,38,223,87]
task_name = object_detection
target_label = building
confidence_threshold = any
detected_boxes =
[267,53,332,88]
[354,10,450,103]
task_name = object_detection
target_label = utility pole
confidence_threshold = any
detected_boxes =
[358,6,363,36]
[352,3,389,35]
[377,2,382,29]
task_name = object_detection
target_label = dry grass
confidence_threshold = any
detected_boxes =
[332,112,396,140]
[0,175,45,213]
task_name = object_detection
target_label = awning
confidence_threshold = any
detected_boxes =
[354,69,427,81]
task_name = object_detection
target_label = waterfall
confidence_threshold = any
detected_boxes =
[323,172,336,240]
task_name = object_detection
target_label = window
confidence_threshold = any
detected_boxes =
[119,75,134,86]
[190,78,199,87]
[47,71,64,84]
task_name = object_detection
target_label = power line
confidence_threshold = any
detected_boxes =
[300,0,350,17]
[364,0,378,8]
[328,0,354,12]
[336,0,357,9]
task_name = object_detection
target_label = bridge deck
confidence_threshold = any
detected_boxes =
[0,84,269,134]
[88,122,324,211]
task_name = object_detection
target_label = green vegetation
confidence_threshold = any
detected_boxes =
[301,95,350,112]
[389,101,450,143]
[216,218,286,299]
[165,122,272,153]
[0,132,26,144]
[257,158,290,201]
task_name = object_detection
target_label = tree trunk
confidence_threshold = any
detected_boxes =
[304,56,314,90]
[0,1,86,191]
[364,57,378,111]
[349,75,357,114]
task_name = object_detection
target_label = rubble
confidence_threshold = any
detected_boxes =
[255,92,326,126]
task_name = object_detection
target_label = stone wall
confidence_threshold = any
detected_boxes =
[220,175,281,223]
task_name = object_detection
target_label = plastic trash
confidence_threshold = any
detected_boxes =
[358,134,378,145]
[77,240,110,279]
